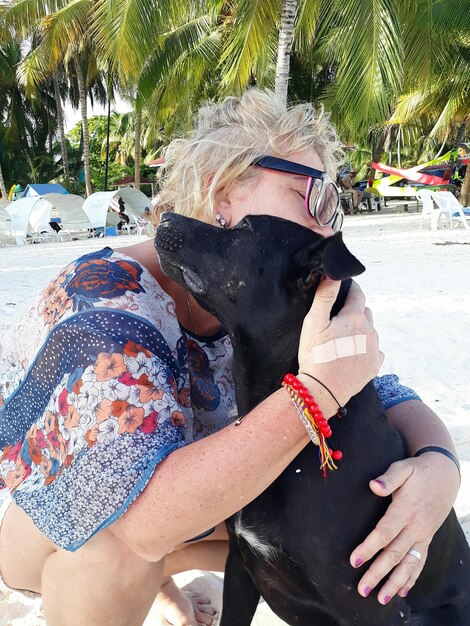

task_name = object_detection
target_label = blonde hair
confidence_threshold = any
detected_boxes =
[157,89,344,223]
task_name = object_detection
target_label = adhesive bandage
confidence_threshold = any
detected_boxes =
[312,335,367,364]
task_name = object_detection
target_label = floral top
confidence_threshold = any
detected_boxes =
[0,247,419,551]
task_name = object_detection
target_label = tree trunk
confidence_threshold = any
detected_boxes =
[455,121,466,147]
[53,71,70,184]
[372,128,387,162]
[134,107,142,191]
[397,126,401,168]
[74,58,92,197]
[455,120,468,205]
[0,161,7,200]
[460,163,470,206]
[275,0,298,103]
[45,83,54,179]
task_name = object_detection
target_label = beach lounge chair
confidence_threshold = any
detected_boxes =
[431,191,470,230]
[417,189,448,230]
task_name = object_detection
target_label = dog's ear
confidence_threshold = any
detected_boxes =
[295,232,365,291]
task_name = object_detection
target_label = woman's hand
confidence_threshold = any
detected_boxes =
[350,451,460,604]
[298,279,384,406]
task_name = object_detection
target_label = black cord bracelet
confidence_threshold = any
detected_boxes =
[299,372,348,417]
[414,446,460,476]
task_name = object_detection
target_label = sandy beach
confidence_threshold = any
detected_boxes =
[0,210,469,625]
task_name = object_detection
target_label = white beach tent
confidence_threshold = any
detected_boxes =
[1,197,53,243]
[42,193,92,234]
[82,187,150,230]
[0,203,14,241]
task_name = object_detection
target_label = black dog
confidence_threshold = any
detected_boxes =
[155,213,470,626]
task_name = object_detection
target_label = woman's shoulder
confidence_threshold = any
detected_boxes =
[0,247,181,401]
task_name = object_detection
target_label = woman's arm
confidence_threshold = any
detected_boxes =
[111,279,382,561]
[350,400,460,604]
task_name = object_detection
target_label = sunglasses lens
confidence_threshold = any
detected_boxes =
[332,210,344,232]
[311,182,340,226]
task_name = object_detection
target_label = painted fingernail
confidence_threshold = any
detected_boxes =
[374,479,386,488]
[363,586,372,597]
[354,558,363,568]
[401,588,409,597]
[383,595,392,604]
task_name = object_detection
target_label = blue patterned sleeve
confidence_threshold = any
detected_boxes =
[373,374,421,410]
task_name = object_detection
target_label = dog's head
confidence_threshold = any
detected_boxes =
[155,213,365,335]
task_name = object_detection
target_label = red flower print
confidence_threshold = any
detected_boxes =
[170,411,185,427]
[44,474,57,486]
[112,399,129,417]
[118,405,145,434]
[35,429,48,450]
[118,371,141,386]
[123,341,153,358]
[85,425,99,447]
[1,441,21,463]
[178,387,192,408]
[28,437,43,465]
[58,388,69,416]
[72,378,83,394]
[47,430,60,450]
[140,411,158,434]
[94,352,126,382]
[137,373,153,387]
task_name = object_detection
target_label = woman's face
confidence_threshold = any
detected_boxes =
[217,148,335,237]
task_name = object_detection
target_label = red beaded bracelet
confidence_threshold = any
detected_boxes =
[282,373,343,477]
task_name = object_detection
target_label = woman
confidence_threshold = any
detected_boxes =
[0,90,460,626]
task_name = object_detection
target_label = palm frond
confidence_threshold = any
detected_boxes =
[138,16,221,104]
[90,0,179,78]
[218,0,279,94]
[40,0,90,63]
[317,0,403,136]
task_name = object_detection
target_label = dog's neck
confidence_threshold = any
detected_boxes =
[228,317,304,417]
[227,280,352,417]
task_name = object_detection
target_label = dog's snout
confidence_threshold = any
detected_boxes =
[156,225,184,253]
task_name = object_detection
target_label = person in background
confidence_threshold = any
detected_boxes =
[340,168,364,211]
[116,196,130,232]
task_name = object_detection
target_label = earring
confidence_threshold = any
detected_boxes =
[215,213,227,229]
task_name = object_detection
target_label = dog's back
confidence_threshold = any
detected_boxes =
[155,213,470,626]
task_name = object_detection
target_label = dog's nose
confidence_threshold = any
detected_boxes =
[156,225,184,252]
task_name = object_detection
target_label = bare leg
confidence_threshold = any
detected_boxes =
[42,531,164,626]
[1,503,228,626]
[1,503,161,626]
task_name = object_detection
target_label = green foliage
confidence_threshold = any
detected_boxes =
[1,0,470,188]
[66,114,156,191]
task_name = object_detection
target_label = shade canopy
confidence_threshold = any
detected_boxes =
[81,187,150,229]
[23,183,69,197]
[2,196,53,237]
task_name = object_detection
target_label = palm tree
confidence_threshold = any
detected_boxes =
[275,0,298,101]
[4,0,98,196]
[389,4,470,203]
[17,38,71,183]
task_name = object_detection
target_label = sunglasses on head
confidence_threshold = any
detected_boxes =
[252,156,344,232]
